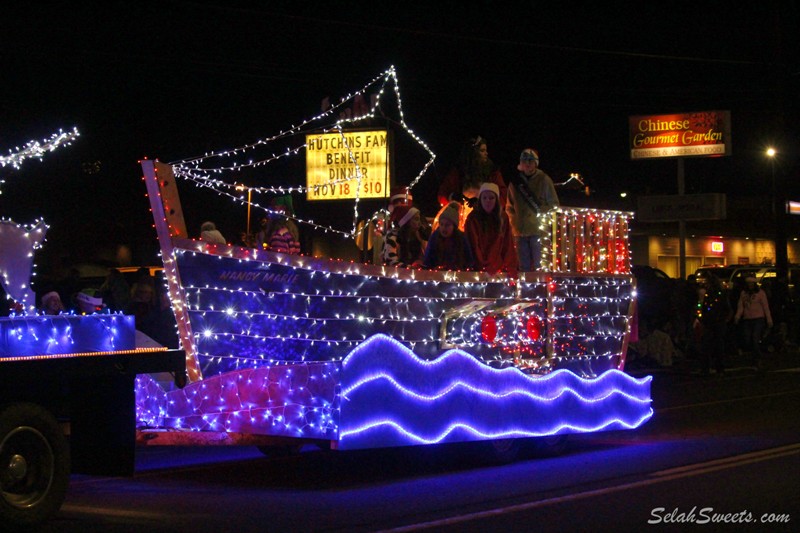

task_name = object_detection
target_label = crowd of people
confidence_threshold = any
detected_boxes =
[201,194,302,256]
[380,136,559,275]
[630,271,795,375]
[199,136,561,278]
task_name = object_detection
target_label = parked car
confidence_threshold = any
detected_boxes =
[631,265,676,328]
[693,264,762,290]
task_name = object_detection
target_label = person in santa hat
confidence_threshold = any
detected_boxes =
[381,204,426,268]
[465,182,517,276]
[372,186,430,265]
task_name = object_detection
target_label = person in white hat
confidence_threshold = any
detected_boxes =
[200,221,227,245]
[41,291,65,315]
[506,148,559,271]
[465,182,517,276]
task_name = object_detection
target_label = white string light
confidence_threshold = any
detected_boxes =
[0,127,80,175]
[170,67,436,238]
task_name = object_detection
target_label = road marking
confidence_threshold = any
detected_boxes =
[58,505,168,520]
[376,444,800,532]
[651,443,800,476]
[656,388,800,413]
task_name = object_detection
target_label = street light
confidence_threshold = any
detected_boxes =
[765,147,787,277]
[767,147,776,217]
[235,184,252,236]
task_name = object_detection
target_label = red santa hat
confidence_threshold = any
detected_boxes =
[388,186,413,212]
[391,204,420,227]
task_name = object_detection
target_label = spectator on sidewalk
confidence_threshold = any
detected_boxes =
[734,276,773,370]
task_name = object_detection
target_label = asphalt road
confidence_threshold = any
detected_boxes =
[41,352,800,533]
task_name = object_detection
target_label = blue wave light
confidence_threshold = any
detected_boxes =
[337,335,652,450]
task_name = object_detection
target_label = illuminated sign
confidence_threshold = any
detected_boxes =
[711,241,724,253]
[306,130,390,201]
[629,111,731,160]
[788,201,800,215]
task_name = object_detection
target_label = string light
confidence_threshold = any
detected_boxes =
[169,67,435,238]
[0,127,80,173]
[134,334,652,448]
[0,314,135,358]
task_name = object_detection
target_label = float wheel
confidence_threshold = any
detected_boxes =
[0,402,70,531]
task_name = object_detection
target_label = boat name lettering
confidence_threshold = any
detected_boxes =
[217,270,299,284]
[262,272,299,284]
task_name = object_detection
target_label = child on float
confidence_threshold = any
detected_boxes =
[267,203,301,255]
[422,201,475,271]
[382,204,426,268]
[464,182,518,276]
[266,195,301,255]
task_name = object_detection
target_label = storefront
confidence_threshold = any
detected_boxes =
[630,233,800,279]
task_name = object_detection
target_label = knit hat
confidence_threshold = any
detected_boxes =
[478,182,500,199]
[439,201,460,226]
[271,194,294,216]
[520,148,539,163]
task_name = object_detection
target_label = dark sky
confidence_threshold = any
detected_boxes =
[1,1,798,271]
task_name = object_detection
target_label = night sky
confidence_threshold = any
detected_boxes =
[1,2,798,276]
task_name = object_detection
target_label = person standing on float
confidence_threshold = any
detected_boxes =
[506,148,559,272]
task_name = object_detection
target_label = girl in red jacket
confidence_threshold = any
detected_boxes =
[464,182,517,276]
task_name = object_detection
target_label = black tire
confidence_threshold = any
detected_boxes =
[0,402,70,531]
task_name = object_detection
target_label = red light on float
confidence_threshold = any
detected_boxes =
[481,315,497,343]
[526,315,542,341]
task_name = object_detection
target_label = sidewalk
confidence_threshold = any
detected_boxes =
[627,342,800,377]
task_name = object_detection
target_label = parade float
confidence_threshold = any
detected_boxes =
[136,67,652,455]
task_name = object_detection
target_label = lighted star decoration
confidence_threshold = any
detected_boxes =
[170,66,435,238]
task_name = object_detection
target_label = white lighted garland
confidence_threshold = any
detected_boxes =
[170,67,436,238]
[0,128,80,173]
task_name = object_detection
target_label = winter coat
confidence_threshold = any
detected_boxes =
[506,169,559,237]
[464,210,517,276]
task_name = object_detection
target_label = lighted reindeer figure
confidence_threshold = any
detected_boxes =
[0,219,47,313]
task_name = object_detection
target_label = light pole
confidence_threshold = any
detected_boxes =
[766,147,787,278]
[767,147,776,217]
[236,184,252,237]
